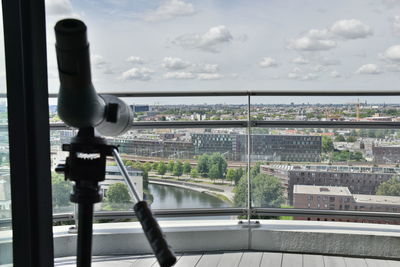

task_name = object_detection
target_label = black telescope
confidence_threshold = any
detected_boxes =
[54,19,176,267]
[55,19,132,136]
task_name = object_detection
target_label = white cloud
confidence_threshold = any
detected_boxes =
[45,0,73,15]
[162,57,191,70]
[91,55,107,68]
[330,71,341,78]
[126,56,144,64]
[288,34,336,51]
[144,0,195,22]
[292,56,309,65]
[195,64,219,73]
[198,73,223,80]
[356,64,381,75]
[163,72,195,79]
[121,67,154,81]
[391,16,400,35]
[259,57,278,68]
[330,19,373,39]
[319,58,340,66]
[288,72,300,79]
[173,25,233,53]
[301,73,318,81]
[383,45,400,61]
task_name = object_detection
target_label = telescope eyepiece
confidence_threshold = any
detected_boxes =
[55,19,88,50]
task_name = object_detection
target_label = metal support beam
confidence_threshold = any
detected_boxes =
[2,0,54,266]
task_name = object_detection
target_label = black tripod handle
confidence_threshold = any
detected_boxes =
[134,201,177,267]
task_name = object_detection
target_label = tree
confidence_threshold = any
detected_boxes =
[234,168,244,185]
[322,136,334,153]
[143,162,152,172]
[52,172,72,207]
[190,168,199,179]
[152,162,159,171]
[173,161,183,177]
[183,161,191,175]
[167,160,175,173]
[157,162,167,176]
[334,135,346,142]
[142,171,149,190]
[234,173,284,208]
[209,153,227,179]
[208,164,220,182]
[197,154,210,177]
[377,177,400,196]
[347,136,357,142]
[106,183,131,204]
[226,169,236,184]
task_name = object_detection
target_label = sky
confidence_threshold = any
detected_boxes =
[42,0,400,104]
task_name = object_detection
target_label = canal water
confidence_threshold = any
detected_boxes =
[148,183,231,219]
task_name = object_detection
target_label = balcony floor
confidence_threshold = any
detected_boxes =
[55,251,400,267]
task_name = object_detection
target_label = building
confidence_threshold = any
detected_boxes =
[192,133,321,162]
[293,185,400,224]
[372,146,400,164]
[101,166,143,200]
[261,164,396,204]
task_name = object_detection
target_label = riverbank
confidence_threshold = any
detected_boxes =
[149,177,234,204]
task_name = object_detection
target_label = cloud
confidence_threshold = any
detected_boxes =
[391,16,400,35]
[121,67,154,81]
[330,19,373,39]
[330,71,341,78]
[162,57,191,70]
[287,29,337,51]
[173,25,233,53]
[198,73,223,80]
[194,63,219,73]
[163,72,195,79]
[259,57,278,68]
[292,56,309,65]
[301,73,318,81]
[144,0,195,22]
[288,19,372,51]
[126,56,144,64]
[356,64,381,75]
[92,55,107,68]
[45,0,73,15]
[383,45,400,61]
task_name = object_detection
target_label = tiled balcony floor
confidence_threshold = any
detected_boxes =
[55,251,400,267]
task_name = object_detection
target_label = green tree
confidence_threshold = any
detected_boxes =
[52,172,72,207]
[173,161,183,177]
[209,153,227,178]
[334,135,346,142]
[377,177,400,196]
[152,162,159,171]
[190,168,199,179]
[208,164,220,181]
[106,183,131,204]
[143,162,152,172]
[157,162,167,176]
[322,136,334,153]
[234,173,284,208]
[183,161,191,175]
[167,160,175,173]
[197,154,210,177]
[347,136,357,142]
[234,168,244,185]
[226,169,236,184]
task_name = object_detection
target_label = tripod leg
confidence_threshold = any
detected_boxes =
[77,203,94,267]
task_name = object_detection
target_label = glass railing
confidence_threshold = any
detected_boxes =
[45,91,400,225]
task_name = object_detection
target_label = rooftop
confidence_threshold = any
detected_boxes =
[354,194,400,205]
[294,185,352,196]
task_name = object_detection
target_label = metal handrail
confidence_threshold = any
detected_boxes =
[47,89,400,98]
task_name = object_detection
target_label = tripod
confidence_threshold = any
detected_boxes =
[56,127,176,267]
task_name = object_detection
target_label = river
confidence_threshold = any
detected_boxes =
[148,183,231,219]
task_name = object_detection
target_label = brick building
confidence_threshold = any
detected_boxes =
[293,185,400,224]
[372,146,400,164]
